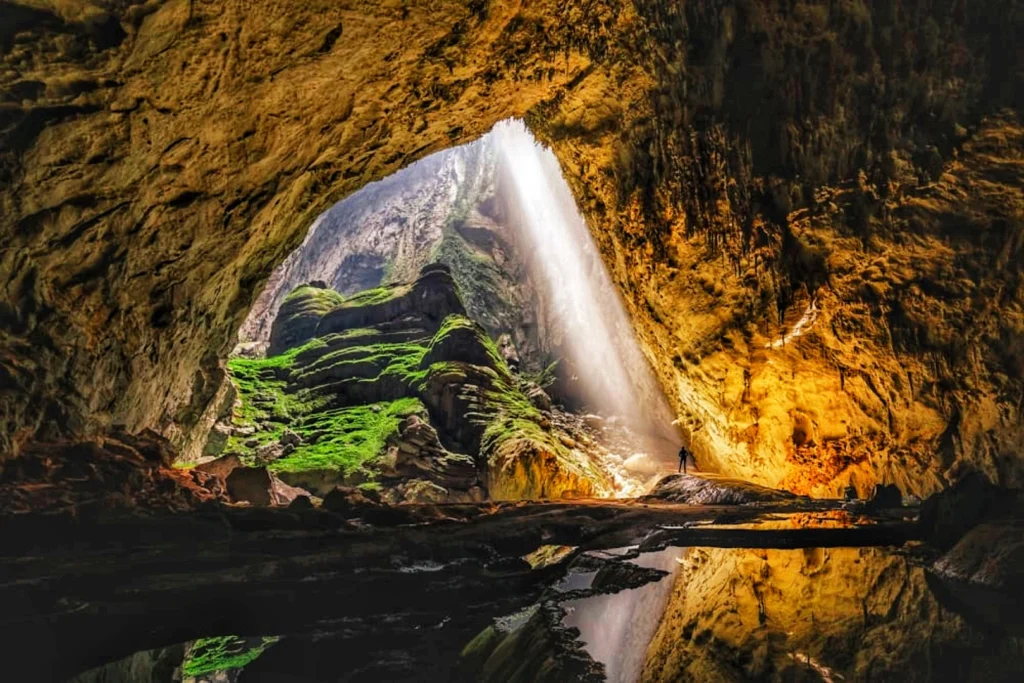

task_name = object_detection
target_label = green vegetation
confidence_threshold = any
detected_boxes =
[433,226,517,332]
[223,278,576,490]
[340,283,411,308]
[522,360,559,389]
[182,636,279,677]
[282,285,345,312]
[269,398,425,476]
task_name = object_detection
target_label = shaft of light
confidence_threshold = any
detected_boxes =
[492,119,676,444]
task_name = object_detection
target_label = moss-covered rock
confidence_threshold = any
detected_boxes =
[421,314,509,375]
[317,264,465,336]
[222,266,613,502]
[268,284,345,356]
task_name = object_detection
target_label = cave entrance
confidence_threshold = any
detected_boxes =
[199,119,680,506]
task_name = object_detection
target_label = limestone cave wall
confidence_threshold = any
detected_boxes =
[2,0,1021,500]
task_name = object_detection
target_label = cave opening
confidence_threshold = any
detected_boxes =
[210,118,682,506]
[2,2,1022,681]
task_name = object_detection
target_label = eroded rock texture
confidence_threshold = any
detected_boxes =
[641,546,1024,682]
[1,1,1021,502]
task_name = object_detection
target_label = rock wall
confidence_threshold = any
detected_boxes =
[1,0,1021,500]
[641,546,1024,682]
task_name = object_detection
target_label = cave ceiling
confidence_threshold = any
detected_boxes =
[1,0,1022,497]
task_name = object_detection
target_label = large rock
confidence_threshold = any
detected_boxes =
[420,315,505,373]
[195,453,242,480]
[487,437,606,501]
[387,415,478,492]
[928,520,1024,633]
[317,265,465,337]
[268,284,345,356]
[648,473,800,506]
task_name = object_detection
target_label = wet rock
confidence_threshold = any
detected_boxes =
[929,520,1024,633]
[649,474,800,505]
[921,474,1024,551]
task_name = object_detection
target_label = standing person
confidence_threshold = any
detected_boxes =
[678,444,691,473]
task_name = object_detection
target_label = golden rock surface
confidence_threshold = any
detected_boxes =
[2,1,1021,501]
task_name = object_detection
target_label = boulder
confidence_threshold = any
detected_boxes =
[929,520,1024,633]
[524,383,552,411]
[401,479,450,504]
[322,486,379,515]
[622,453,663,477]
[195,453,242,480]
[268,285,345,355]
[649,474,800,505]
[225,467,274,506]
[225,466,310,506]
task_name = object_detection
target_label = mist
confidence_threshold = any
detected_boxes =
[492,119,678,450]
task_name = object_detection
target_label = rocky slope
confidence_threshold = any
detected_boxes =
[2,0,1020,507]
[201,263,637,502]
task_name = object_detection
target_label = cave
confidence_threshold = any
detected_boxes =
[1,1,1023,682]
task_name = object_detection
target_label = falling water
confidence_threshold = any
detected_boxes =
[492,119,677,448]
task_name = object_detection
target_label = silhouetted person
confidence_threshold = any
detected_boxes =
[678,445,692,474]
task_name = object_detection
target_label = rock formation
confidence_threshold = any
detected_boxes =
[203,263,621,501]
[1,0,1020,506]
[1,2,1022,681]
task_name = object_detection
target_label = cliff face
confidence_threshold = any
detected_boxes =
[1,0,1021,503]
[239,137,497,343]
[641,547,1024,682]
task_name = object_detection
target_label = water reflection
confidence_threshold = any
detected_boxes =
[563,548,684,683]
[640,547,1024,683]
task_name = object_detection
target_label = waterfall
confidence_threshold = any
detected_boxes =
[491,119,678,450]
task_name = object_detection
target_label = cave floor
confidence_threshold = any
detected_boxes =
[0,496,918,681]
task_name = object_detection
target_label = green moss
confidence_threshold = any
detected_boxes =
[521,360,559,389]
[433,228,516,332]
[282,285,345,309]
[340,283,411,308]
[182,636,279,677]
[270,398,425,476]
